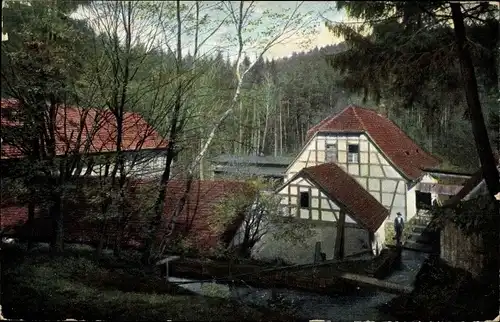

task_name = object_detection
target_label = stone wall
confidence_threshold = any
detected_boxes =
[250,220,370,264]
[440,219,484,278]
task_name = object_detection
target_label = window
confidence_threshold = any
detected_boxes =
[325,143,337,162]
[348,144,359,163]
[299,191,310,208]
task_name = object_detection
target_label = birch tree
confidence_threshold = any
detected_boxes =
[141,1,229,263]
[195,0,315,164]
[139,1,318,263]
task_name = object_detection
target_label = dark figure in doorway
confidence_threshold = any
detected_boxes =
[394,212,404,246]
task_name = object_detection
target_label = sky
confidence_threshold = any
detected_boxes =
[249,1,347,59]
[72,1,349,61]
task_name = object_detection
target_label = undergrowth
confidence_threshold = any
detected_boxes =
[1,243,296,321]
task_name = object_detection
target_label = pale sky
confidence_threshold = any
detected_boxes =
[72,1,348,61]
[252,1,346,59]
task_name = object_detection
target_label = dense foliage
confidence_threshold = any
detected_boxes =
[326,1,499,172]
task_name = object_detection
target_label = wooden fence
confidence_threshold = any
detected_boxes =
[440,219,484,278]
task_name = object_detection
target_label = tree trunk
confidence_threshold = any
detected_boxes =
[279,102,283,155]
[256,110,259,154]
[50,190,63,254]
[239,100,244,154]
[450,3,500,198]
[113,200,124,257]
[96,219,107,258]
[95,179,111,258]
[450,3,499,316]
[262,103,269,155]
[254,101,260,154]
[26,197,35,251]
[199,129,205,180]
[274,110,278,157]
[296,111,301,151]
[142,0,184,264]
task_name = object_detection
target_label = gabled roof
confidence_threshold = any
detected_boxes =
[0,179,254,253]
[306,105,440,180]
[294,163,389,232]
[1,98,168,159]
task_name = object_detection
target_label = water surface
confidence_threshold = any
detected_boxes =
[169,249,427,321]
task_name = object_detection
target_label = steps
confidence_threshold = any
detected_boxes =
[412,224,428,234]
[403,211,438,253]
[403,239,434,253]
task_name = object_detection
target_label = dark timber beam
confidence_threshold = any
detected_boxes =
[334,210,346,259]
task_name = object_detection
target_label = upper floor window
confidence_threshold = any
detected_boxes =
[299,191,310,209]
[325,143,337,162]
[348,144,359,163]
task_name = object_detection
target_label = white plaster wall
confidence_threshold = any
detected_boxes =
[420,174,439,203]
[406,183,418,221]
[372,223,386,255]
[76,154,167,178]
[250,221,370,265]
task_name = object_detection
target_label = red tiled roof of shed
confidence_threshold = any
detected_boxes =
[306,105,440,180]
[1,98,168,159]
[148,179,255,251]
[300,162,389,232]
[0,180,254,253]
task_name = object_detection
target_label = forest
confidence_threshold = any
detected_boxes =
[0,0,499,320]
[2,1,497,177]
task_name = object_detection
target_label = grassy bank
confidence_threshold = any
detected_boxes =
[1,243,296,321]
[385,219,415,246]
[378,255,497,320]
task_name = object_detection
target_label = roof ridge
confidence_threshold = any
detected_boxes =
[307,105,352,137]
[351,106,367,131]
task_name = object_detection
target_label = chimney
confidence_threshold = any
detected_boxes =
[378,103,389,118]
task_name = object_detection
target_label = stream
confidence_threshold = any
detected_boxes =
[168,250,429,321]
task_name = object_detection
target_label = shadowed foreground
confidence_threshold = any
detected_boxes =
[1,243,297,321]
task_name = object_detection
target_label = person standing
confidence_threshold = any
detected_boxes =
[394,212,405,246]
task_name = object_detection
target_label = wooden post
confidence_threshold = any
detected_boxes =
[156,256,180,281]
[334,211,346,259]
[368,231,374,255]
[314,241,322,263]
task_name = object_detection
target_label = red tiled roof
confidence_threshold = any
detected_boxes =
[306,105,440,180]
[299,163,389,232]
[0,180,255,253]
[160,180,255,251]
[1,98,168,159]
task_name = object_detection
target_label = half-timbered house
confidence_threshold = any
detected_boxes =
[251,105,441,264]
